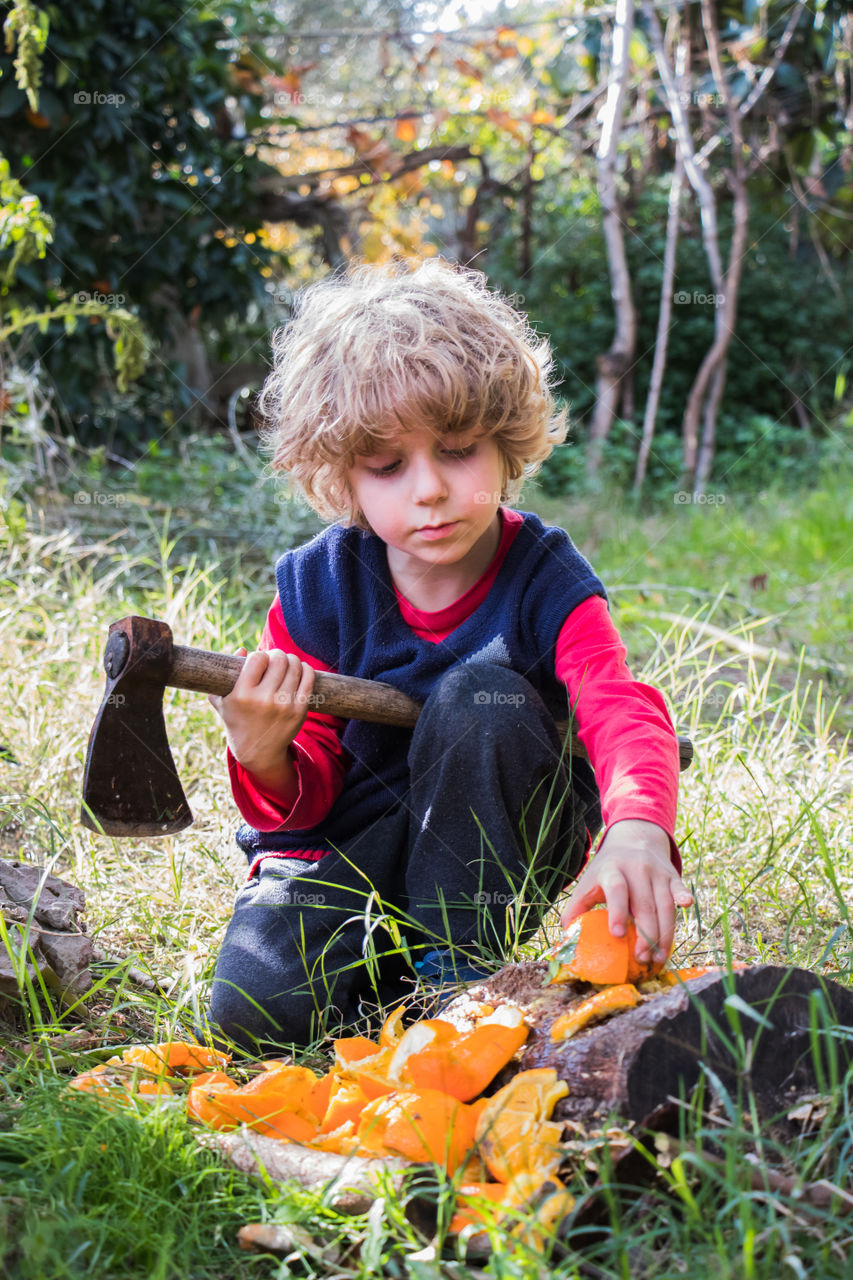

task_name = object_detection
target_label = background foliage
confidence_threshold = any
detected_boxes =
[1,0,852,491]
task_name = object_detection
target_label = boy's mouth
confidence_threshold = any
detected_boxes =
[417,521,458,540]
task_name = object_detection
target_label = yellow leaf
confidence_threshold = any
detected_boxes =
[395,117,418,143]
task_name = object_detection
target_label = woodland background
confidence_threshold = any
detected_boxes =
[2,0,852,502]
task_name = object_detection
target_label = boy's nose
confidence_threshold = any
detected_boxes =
[410,457,447,504]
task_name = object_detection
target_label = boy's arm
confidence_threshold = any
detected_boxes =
[215,598,349,832]
[554,595,693,961]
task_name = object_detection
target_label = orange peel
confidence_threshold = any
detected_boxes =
[319,1076,370,1133]
[358,1088,484,1173]
[404,1017,529,1101]
[474,1068,568,1184]
[549,984,641,1041]
[333,1036,382,1067]
[547,909,669,986]
[379,1004,408,1047]
[187,1063,320,1141]
[121,1041,230,1077]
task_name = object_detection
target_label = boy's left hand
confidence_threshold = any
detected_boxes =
[560,819,693,965]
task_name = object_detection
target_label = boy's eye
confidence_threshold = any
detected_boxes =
[366,460,401,476]
[363,441,477,476]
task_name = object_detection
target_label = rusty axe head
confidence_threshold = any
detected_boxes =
[81,616,192,837]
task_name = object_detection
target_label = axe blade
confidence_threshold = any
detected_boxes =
[81,617,193,837]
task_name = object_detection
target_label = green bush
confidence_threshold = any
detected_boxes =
[0,0,287,447]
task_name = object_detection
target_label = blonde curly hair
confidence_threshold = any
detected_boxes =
[258,257,567,527]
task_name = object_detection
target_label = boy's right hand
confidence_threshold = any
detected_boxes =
[208,647,315,778]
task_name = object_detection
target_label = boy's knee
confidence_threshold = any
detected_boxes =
[423,662,548,736]
[208,969,321,1053]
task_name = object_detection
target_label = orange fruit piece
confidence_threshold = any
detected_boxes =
[547,909,668,986]
[187,1064,320,1141]
[122,1041,230,1077]
[549,983,641,1041]
[448,1182,508,1233]
[404,1019,529,1101]
[333,1035,382,1067]
[358,1088,484,1173]
[474,1068,568,1184]
[319,1076,370,1133]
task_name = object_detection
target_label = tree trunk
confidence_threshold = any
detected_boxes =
[634,152,684,494]
[443,963,853,1129]
[689,0,751,493]
[586,0,637,480]
[641,0,724,486]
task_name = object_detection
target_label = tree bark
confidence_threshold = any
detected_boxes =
[634,155,684,494]
[634,16,690,496]
[586,0,637,480]
[641,0,724,486]
[443,963,853,1129]
[689,0,752,494]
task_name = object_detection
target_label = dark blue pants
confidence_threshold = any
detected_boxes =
[209,663,601,1051]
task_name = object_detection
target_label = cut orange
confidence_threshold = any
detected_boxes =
[549,984,641,1041]
[474,1068,568,1184]
[547,909,668,986]
[404,1019,529,1101]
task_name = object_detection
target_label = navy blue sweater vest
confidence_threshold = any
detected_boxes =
[236,510,607,861]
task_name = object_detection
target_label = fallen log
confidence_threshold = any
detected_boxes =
[199,1128,411,1213]
[441,963,853,1127]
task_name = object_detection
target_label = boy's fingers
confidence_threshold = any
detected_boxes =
[239,649,273,687]
[559,878,604,929]
[603,879,630,938]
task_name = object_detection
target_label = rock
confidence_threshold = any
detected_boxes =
[0,858,93,1001]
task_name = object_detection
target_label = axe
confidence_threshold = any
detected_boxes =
[81,615,694,837]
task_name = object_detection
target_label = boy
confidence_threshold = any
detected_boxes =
[209,258,692,1051]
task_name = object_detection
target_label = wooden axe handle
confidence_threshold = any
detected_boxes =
[169,644,422,727]
[169,644,693,770]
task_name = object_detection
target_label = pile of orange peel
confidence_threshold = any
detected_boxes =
[69,1005,571,1241]
[67,910,711,1246]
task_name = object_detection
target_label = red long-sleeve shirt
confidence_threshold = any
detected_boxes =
[227,509,681,871]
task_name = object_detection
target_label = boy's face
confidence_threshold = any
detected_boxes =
[347,422,505,577]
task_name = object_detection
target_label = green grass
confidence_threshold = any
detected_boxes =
[1,438,852,1277]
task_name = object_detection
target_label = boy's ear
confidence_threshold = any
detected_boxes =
[332,477,367,530]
